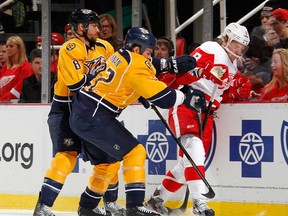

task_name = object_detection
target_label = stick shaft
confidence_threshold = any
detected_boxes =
[202,84,218,131]
[151,104,215,198]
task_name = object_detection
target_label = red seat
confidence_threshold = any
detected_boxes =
[176,37,186,56]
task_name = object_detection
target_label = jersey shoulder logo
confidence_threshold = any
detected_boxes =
[145,60,153,71]
[66,43,76,51]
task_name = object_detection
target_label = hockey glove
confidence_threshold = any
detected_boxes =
[167,55,196,74]
[200,61,227,85]
[229,76,252,99]
[183,86,206,112]
[237,81,252,98]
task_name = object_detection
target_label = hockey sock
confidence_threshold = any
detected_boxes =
[159,171,184,201]
[184,166,207,199]
[40,178,63,207]
[125,182,145,208]
[103,182,119,202]
[122,144,146,207]
[79,187,103,209]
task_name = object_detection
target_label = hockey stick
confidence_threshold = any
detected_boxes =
[151,104,215,199]
[167,186,189,215]
[202,84,218,131]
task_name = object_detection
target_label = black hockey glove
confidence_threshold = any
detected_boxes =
[183,86,206,112]
[167,55,196,74]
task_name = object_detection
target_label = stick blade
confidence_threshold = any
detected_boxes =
[202,188,215,199]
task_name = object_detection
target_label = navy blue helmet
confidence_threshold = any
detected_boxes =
[69,9,99,30]
[125,27,157,53]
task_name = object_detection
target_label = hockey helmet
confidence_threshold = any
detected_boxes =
[35,33,64,49]
[64,23,72,35]
[35,35,42,44]
[223,22,250,46]
[125,27,157,54]
[69,8,99,30]
[51,32,64,45]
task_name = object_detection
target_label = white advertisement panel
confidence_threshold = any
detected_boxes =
[0,103,287,204]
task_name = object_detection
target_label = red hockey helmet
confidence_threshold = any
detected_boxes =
[35,35,42,44]
[51,32,64,45]
[64,23,72,35]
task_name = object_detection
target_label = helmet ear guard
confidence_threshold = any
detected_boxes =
[125,27,157,54]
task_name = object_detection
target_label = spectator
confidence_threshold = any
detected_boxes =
[19,49,55,103]
[256,48,288,101]
[0,35,33,102]
[99,13,124,51]
[35,32,64,73]
[154,36,175,58]
[154,36,179,89]
[0,41,8,70]
[242,1,280,93]
[64,23,75,41]
[270,8,288,48]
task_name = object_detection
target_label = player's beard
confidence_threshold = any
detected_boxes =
[88,36,96,44]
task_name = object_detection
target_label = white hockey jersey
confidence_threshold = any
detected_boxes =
[178,41,238,107]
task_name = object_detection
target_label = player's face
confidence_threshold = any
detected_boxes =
[87,22,100,43]
[142,48,153,59]
[228,41,247,57]
[36,42,42,49]
[66,29,75,41]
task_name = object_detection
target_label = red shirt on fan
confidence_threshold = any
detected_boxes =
[260,82,288,101]
[0,61,33,102]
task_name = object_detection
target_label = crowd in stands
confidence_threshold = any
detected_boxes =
[0,0,287,104]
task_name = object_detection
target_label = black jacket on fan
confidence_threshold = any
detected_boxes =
[19,73,56,103]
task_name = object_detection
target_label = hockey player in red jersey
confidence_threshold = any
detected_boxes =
[147,22,252,216]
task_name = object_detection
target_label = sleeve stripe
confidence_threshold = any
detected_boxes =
[67,75,87,92]
[147,87,184,109]
[149,90,171,103]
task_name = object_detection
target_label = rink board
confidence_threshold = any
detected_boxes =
[0,103,287,215]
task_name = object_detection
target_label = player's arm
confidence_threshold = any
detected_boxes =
[146,86,185,109]
[130,71,206,111]
[58,45,94,93]
[151,55,196,75]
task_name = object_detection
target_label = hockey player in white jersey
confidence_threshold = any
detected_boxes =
[146,23,252,216]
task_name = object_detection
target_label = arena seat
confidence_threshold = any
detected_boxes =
[176,37,186,56]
